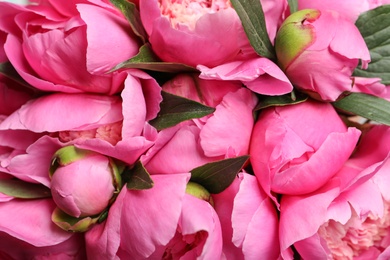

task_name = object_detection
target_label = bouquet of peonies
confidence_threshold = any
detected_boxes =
[2,0,390,259]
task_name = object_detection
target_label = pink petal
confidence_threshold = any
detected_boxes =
[279,180,340,254]
[119,173,190,258]
[271,128,361,195]
[200,88,257,157]
[142,123,217,174]
[78,4,139,74]
[85,184,125,260]
[0,93,123,132]
[198,58,293,95]
[6,136,61,187]
[0,198,73,247]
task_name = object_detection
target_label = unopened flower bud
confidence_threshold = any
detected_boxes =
[49,146,122,231]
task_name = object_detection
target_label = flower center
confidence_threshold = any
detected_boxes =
[57,121,122,145]
[162,230,208,259]
[318,199,390,259]
[158,0,231,30]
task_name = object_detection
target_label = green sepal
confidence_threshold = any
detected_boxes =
[123,161,154,190]
[353,5,390,84]
[51,207,99,232]
[149,91,216,131]
[190,155,249,194]
[0,179,51,199]
[332,92,390,126]
[109,0,147,42]
[110,44,198,73]
[230,0,276,60]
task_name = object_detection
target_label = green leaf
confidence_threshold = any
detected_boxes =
[332,92,390,126]
[287,0,298,14]
[109,0,147,42]
[255,91,308,111]
[149,91,216,131]
[0,179,51,199]
[190,155,250,194]
[124,161,154,190]
[230,0,276,60]
[353,5,390,84]
[110,44,198,73]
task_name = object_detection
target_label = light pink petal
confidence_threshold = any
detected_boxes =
[371,156,390,202]
[148,9,243,67]
[6,136,61,187]
[352,77,387,97]
[293,233,331,259]
[0,198,73,247]
[198,58,293,95]
[272,128,361,195]
[232,173,265,247]
[279,180,340,253]
[78,4,139,74]
[119,173,190,258]
[329,13,370,69]
[213,173,244,259]
[85,185,125,260]
[0,93,123,132]
[241,193,280,259]
[179,194,223,259]
[200,88,257,157]
[75,135,154,165]
[121,73,147,137]
[142,123,217,174]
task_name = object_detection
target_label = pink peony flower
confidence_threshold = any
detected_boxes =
[139,0,287,67]
[279,125,390,259]
[0,70,161,164]
[275,9,371,101]
[85,173,224,259]
[250,100,361,200]
[0,0,140,94]
[142,74,257,174]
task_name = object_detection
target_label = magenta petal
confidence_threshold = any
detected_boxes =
[198,58,293,95]
[0,93,123,132]
[0,198,72,247]
[200,88,257,157]
[119,173,190,258]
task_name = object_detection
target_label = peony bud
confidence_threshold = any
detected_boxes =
[185,181,214,207]
[49,146,122,231]
[275,9,370,101]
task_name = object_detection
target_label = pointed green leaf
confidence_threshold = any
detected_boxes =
[124,161,154,190]
[109,0,147,42]
[332,92,390,126]
[287,0,298,14]
[190,155,250,194]
[110,44,198,73]
[230,0,276,60]
[353,5,390,84]
[149,91,216,131]
[255,91,308,111]
[0,179,51,199]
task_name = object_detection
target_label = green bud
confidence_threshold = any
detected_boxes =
[275,9,320,70]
